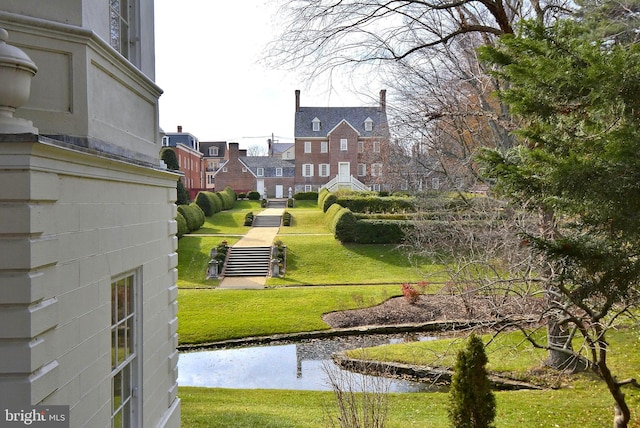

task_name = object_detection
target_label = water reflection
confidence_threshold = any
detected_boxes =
[178,333,434,392]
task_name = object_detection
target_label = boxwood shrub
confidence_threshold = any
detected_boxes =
[244,212,254,226]
[332,207,357,242]
[354,220,412,244]
[336,195,416,213]
[177,203,205,233]
[176,212,188,238]
[294,191,318,201]
[248,191,261,200]
[282,211,292,226]
[195,191,214,216]
[317,188,330,210]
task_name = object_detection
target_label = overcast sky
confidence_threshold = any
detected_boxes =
[154,1,379,149]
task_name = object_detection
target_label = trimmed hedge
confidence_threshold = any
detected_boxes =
[248,191,261,200]
[282,211,292,226]
[322,193,337,212]
[336,195,416,213]
[294,191,318,201]
[177,203,205,233]
[325,204,357,242]
[244,212,254,226]
[220,187,236,209]
[354,220,411,244]
[195,192,214,216]
[176,212,188,238]
[195,190,232,216]
[317,188,330,210]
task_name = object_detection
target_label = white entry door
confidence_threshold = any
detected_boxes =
[256,179,265,197]
[275,185,283,198]
[338,162,350,183]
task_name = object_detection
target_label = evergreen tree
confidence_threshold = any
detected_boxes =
[176,179,189,205]
[160,147,179,170]
[448,334,496,428]
[479,19,640,427]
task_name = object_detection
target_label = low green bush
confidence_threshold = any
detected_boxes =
[294,191,318,201]
[282,211,292,226]
[244,212,254,226]
[354,219,411,243]
[237,192,247,199]
[287,198,294,208]
[195,192,214,216]
[336,195,416,213]
[332,207,357,242]
[177,203,205,233]
[248,191,261,200]
[317,188,330,210]
[322,193,337,212]
[176,212,188,238]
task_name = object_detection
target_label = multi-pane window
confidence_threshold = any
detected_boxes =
[357,163,366,177]
[257,168,264,177]
[302,164,314,177]
[371,163,383,177]
[110,0,130,57]
[320,141,328,153]
[372,183,381,191]
[304,185,312,192]
[111,273,138,428]
[373,141,380,153]
[208,146,219,156]
[358,141,364,153]
[312,118,321,132]
[319,164,330,177]
[276,168,283,177]
[340,139,348,151]
[304,141,312,153]
[364,118,373,131]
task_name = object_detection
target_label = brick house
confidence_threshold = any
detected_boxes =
[213,142,296,197]
[293,89,390,193]
[200,141,228,190]
[162,126,205,198]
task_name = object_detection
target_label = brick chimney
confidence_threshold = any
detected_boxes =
[379,89,386,112]
[239,149,247,157]
[295,89,300,112]
[177,125,182,133]
[229,142,239,160]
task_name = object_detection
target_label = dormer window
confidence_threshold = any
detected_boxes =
[312,117,321,132]
[208,146,219,156]
[364,117,373,132]
[257,167,264,177]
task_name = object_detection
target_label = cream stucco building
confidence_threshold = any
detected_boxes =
[0,1,180,427]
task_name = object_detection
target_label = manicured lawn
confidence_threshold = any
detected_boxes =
[280,200,329,234]
[267,235,445,286]
[179,381,638,427]
[177,236,240,288]
[193,200,263,235]
[178,285,401,344]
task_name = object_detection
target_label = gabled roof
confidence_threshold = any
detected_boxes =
[295,106,388,138]
[240,156,296,177]
[271,142,294,155]
[327,119,360,136]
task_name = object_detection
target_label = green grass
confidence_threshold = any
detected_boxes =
[267,235,445,286]
[178,285,401,344]
[280,200,329,234]
[179,381,639,427]
[194,200,263,235]
[177,236,240,288]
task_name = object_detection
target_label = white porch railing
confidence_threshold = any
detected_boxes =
[320,175,370,192]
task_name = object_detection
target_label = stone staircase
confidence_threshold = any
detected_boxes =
[222,246,271,277]
[252,215,281,227]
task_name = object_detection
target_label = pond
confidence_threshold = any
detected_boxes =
[178,333,435,392]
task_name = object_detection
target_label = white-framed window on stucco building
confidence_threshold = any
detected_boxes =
[109,0,141,68]
[302,164,314,177]
[111,270,141,428]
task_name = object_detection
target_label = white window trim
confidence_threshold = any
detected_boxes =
[304,141,312,153]
[358,141,364,153]
[320,141,328,153]
[276,168,283,177]
[340,139,348,151]
[373,141,380,153]
[319,163,330,177]
[257,167,264,177]
[304,185,312,192]
[111,270,142,428]
[364,117,373,131]
[312,118,321,132]
[302,163,314,177]
[372,163,383,177]
[357,163,366,177]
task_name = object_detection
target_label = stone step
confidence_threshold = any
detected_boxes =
[223,246,272,277]
[267,200,287,208]
[252,216,281,227]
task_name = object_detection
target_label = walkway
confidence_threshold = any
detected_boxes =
[217,207,285,289]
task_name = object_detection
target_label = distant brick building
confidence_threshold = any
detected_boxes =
[162,126,204,198]
[293,90,390,192]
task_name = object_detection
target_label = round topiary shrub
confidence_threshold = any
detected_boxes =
[176,212,188,238]
[248,191,261,200]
